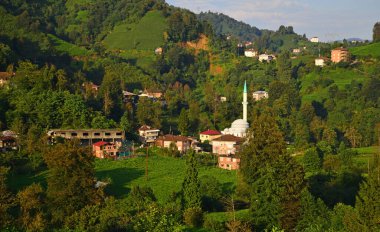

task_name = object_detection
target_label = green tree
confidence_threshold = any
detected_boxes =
[276,51,292,80]
[182,150,201,209]
[303,148,322,173]
[355,154,380,231]
[0,166,14,229]
[18,183,47,232]
[373,22,380,42]
[136,97,162,129]
[178,108,190,136]
[44,141,103,225]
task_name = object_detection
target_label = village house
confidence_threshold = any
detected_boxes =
[155,134,191,153]
[92,141,121,159]
[155,47,163,55]
[47,129,125,145]
[0,72,15,87]
[252,91,269,101]
[211,134,244,155]
[220,96,227,102]
[258,54,275,62]
[218,156,240,170]
[331,47,350,63]
[244,49,258,58]
[315,57,328,67]
[292,48,301,54]
[0,130,18,151]
[310,37,319,43]
[139,89,163,99]
[122,90,138,103]
[199,130,222,143]
[138,125,160,144]
[82,82,100,96]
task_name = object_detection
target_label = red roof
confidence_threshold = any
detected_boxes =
[200,130,221,135]
[93,141,109,147]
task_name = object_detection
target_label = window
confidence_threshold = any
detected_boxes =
[71,133,77,136]
[94,133,100,136]
[105,132,111,136]
[116,132,122,136]
[83,133,89,136]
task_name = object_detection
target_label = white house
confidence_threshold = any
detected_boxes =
[310,37,319,43]
[292,48,301,54]
[138,125,160,143]
[315,57,326,67]
[258,54,274,62]
[252,91,269,101]
[244,49,258,58]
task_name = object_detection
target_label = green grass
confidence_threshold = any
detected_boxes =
[95,154,237,202]
[117,49,156,71]
[104,11,167,51]
[350,42,380,58]
[206,209,250,223]
[300,68,367,103]
[8,154,237,203]
[352,146,379,154]
[48,34,91,56]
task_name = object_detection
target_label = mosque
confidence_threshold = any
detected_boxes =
[221,81,249,138]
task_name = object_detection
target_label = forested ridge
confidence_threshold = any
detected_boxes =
[1,0,380,231]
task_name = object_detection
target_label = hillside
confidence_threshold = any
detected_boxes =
[350,42,380,59]
[197,11,262,41]
[104,11,168,51]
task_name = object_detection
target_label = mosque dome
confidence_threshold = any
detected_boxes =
[222,119,249,137]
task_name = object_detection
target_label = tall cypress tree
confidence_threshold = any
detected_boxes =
[240,113,305,230]
[182,150,201,209]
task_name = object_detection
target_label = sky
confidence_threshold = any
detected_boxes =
[166,0,380,41]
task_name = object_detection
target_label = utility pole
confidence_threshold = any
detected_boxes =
[145,145,149,181]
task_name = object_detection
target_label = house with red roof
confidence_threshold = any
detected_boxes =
[199,130,221,143]
[92,141,121,159]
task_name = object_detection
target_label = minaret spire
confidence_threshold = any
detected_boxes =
[243,80,248,122]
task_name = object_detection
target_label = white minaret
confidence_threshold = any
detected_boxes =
[243,80,248,122]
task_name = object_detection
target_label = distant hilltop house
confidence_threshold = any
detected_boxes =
[292,48,301,54]
[244,49,258,58]
[211,134,244,156]
[220,96,227,102]
[82,82,100,96]
[244,41,253,47]
[252,91,269,101]
[155,134,192,153]
[315,57,329,67]
[155,47,163,55]
[139,89,163,99]
[331,47,350,63]
[199,130,221,143]
[138,125,160,144]
[310,37,319,43]
[0,72,15,87]
[92,141,122,159]
[218,156,240,170]
[122,90,138,103]
[258,54,275,62]
[47,129,125,145]
[0,130,18,152]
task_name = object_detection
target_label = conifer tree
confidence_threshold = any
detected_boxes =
[0,166,14,229]
[355,154,380,231]
[182,150,201,209]
[178,108,190,136]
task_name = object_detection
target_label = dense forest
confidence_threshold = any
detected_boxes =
[1,0,380,231]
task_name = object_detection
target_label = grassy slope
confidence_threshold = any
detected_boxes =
[9,154,237,204]
[350,42,380,58]
[104,11,167,51]
[300,68,367,103]
[95,154,237,202]
[48,34,91,56]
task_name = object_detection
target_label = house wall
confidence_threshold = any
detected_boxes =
[200,134,221,143]
[218,157,240,170]
[212,141,237,155]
